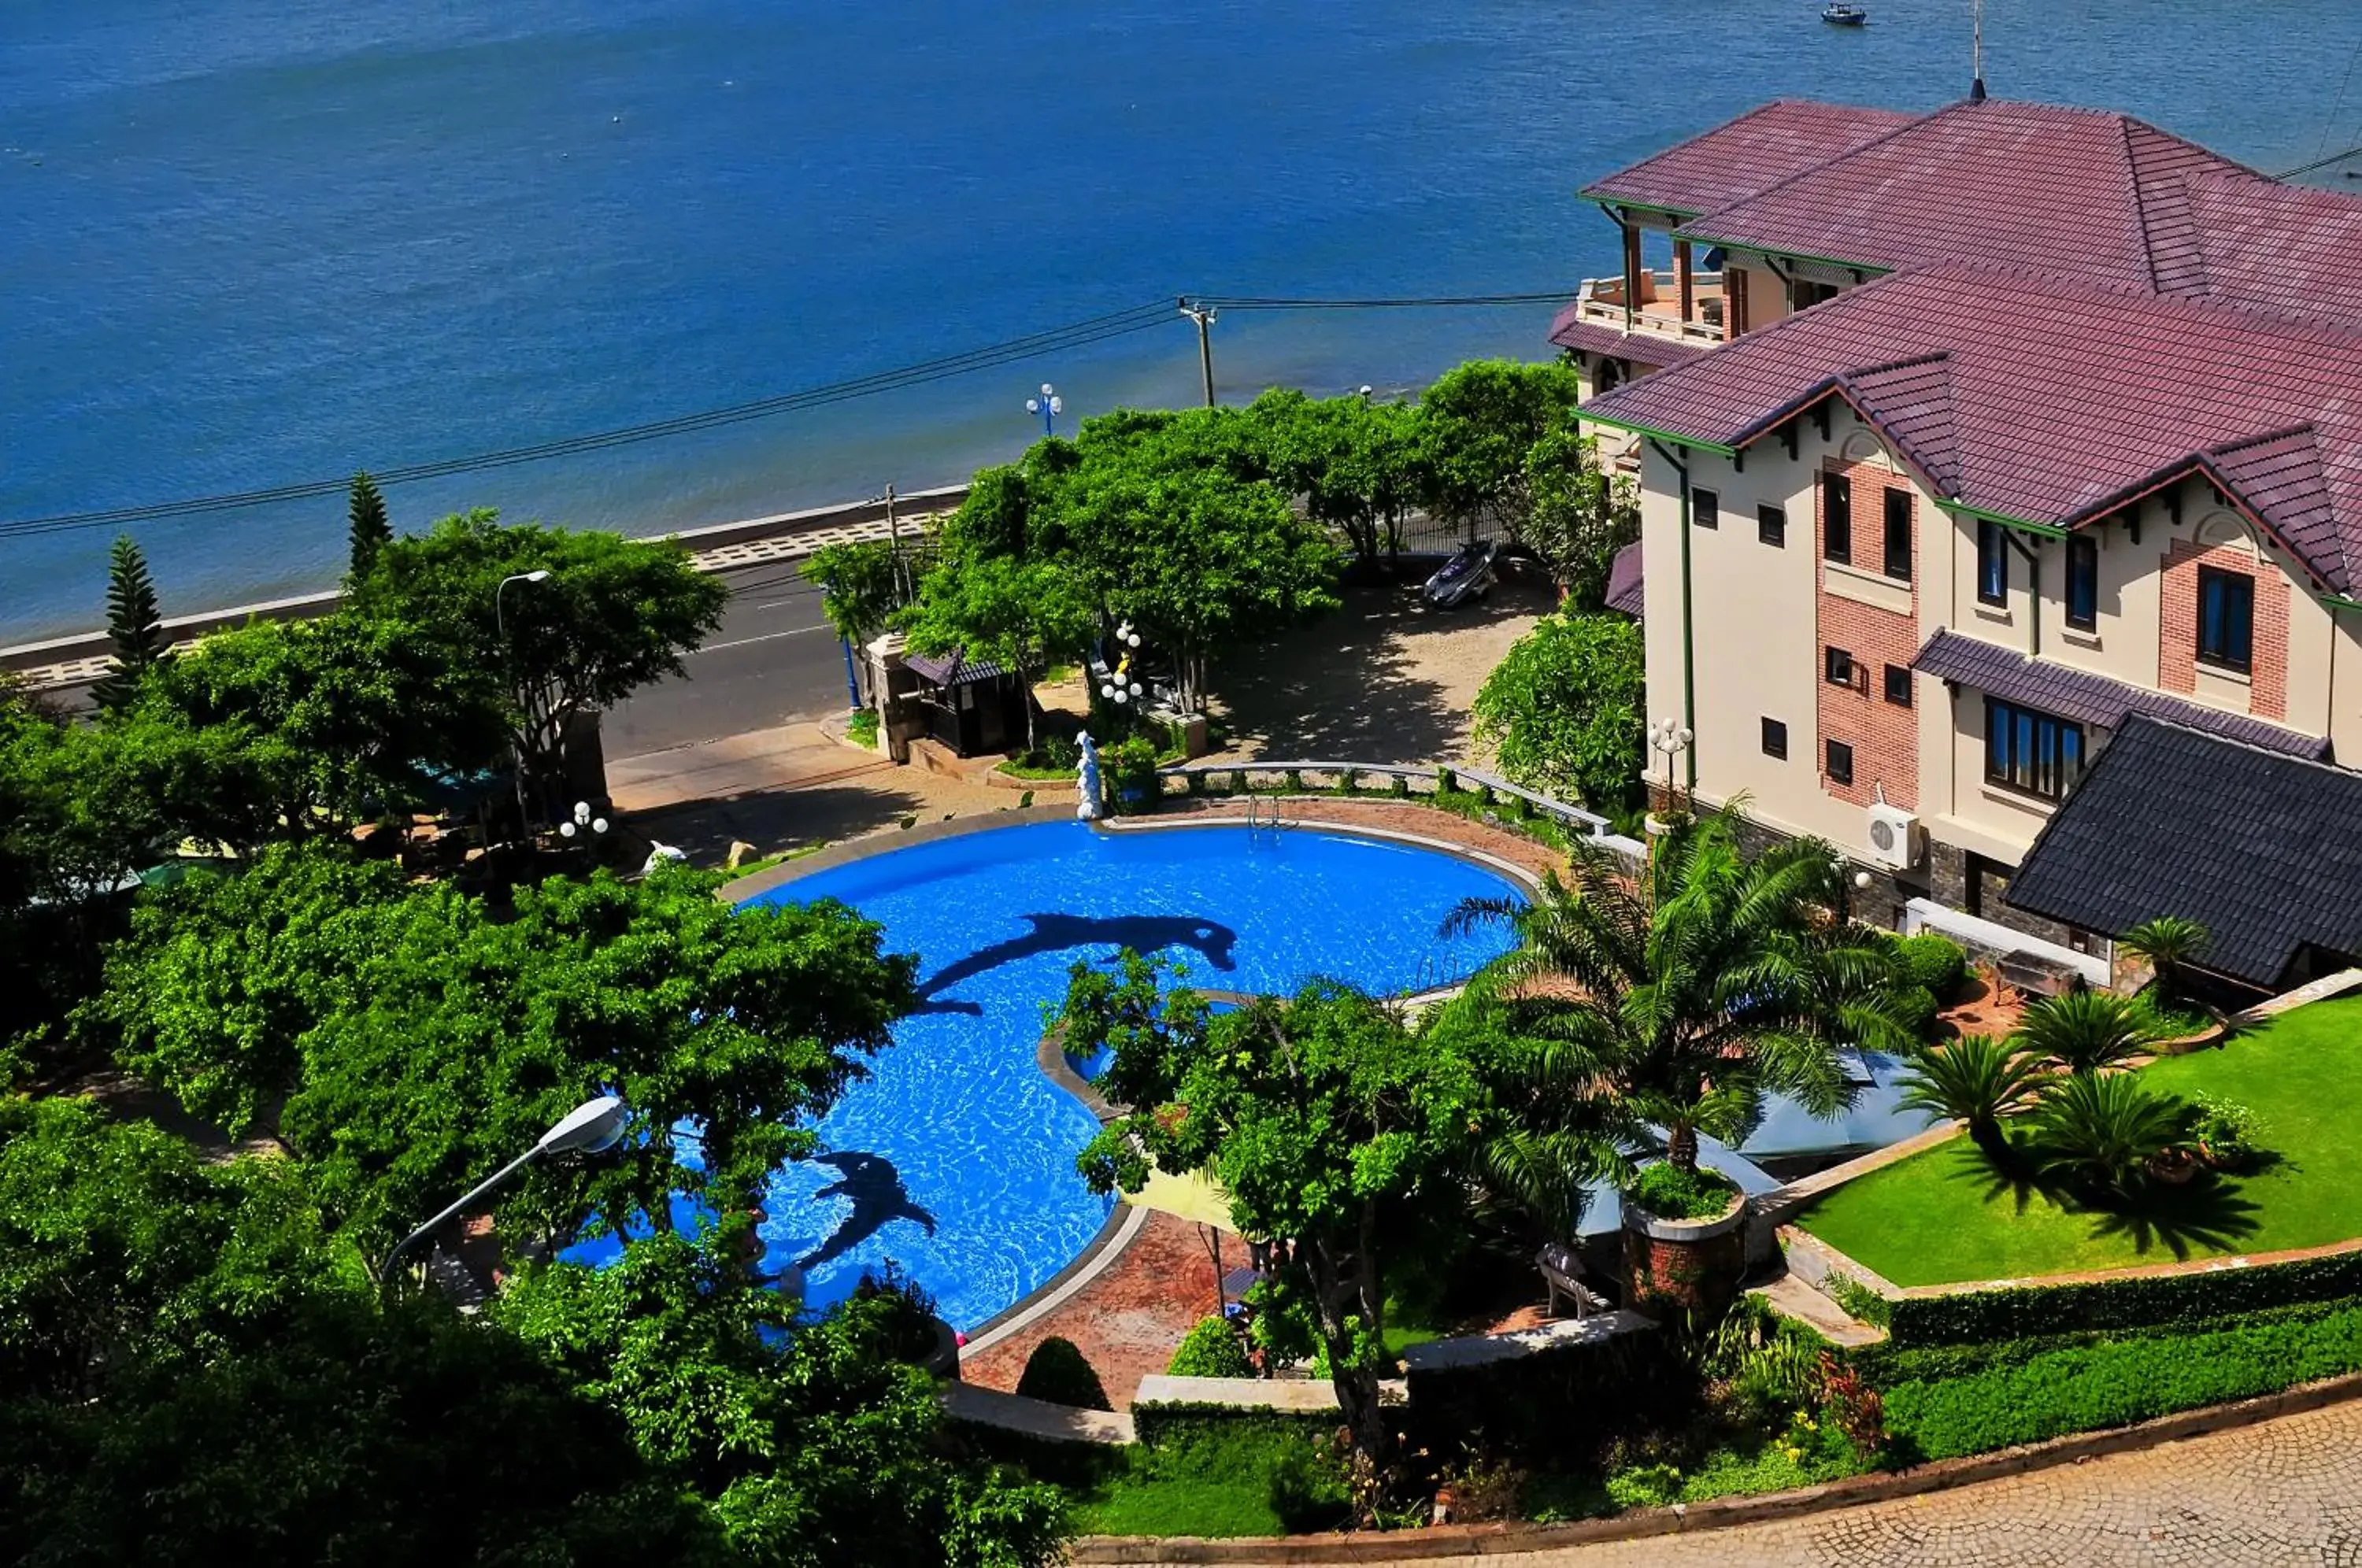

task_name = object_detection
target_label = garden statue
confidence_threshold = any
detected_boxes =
[1075,730,1107,820]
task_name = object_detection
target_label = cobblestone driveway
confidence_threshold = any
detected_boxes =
[1364,1399,2362,1567]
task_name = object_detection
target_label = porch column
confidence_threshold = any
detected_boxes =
[1726,266,1747,340]
[1674,239,1694,325]
[1621,220,1642,334]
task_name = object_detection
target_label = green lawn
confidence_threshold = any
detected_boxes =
[1797,994,2362,1285]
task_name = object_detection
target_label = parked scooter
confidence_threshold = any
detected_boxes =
[1421,539,1498,608]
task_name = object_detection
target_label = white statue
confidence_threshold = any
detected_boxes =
[641,841,690,875]
[1075,730,1107,820]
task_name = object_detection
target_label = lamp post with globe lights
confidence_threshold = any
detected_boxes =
[1646,716,1693,835]
[1026,383,1064,438]
[1098,620,1146,725]
[557,799,610,854]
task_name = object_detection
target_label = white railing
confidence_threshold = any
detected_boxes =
[1154,758,1616,838]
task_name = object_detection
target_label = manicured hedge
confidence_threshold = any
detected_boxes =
[1403,1324,1683,1457]
[1888,1246,2362,1347]
[1129,1402,1338,1450]
[1857,1296,2353,1387]
[1016,1336,1113,1411]
[1883,1301,2362,1460]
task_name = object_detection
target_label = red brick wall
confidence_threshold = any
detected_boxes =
[2157,538,2290,720]
[1816,459,1922,810]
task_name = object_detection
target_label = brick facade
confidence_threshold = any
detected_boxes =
[1816,459,1922,811]
[2157,537,2291,720]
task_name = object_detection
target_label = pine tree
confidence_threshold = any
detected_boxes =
[91,534,167,712]
[347,471,392,580]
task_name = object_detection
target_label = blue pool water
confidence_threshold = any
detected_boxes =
[735,820,1522,1332]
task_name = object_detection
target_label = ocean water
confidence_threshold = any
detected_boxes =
[736,819,1521,1331]
[3,0,2357,639]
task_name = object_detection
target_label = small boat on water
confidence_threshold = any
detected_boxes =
[1821,3,1868,24]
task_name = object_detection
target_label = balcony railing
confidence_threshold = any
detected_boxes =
[1575,272,1727,347]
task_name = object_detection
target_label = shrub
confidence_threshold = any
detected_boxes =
[1108,738,1161,814]
[1015,1336,1113,1411]
[1627,1161,1738,1221]
[1886,1252,2362,1348]
[2014,990,2145,1075]
[2191,1094,2265,1170]
[1883,983,1940,1041]
[2025,1071,2194,1197]
[1604,1462,1683,1510]
[1823,1271,1894,1330]
[1883,1301,2362,1460]
[1896,933,1968,1000]
[1167,1316,1254,1379]
[846,708,880,748]
[1894,1034,2048,1163]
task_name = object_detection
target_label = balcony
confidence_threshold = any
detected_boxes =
[1572,271,1727,349]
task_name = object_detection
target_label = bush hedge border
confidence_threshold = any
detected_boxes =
[1889,1246,2362,1347]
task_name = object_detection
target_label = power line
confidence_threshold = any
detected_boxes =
[2275,144,2362,180]
[1,289,1580,541]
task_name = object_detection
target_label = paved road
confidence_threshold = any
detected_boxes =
[1301,1399,2362,1568]
[605,563,851,761]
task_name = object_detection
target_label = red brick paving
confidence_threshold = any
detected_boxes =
[961,1207,1233,1410]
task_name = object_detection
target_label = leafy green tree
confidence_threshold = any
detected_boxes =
[91,847,917,1258]
[2120,916,2211,1005]
[0,1098,720,1567]
[1471,612,1645,810]
[1061,960,1483,1512]
[139,611,506,844]
[494,1233,1068,1567]
[802,538,908,650]
[2013,990,2145,1076]
[1520,427,1638,607]
[350,511,727,819]
[1414,359,1586,538]
[91,534,168,713]
[1447,804,1906,1175]
[904,470,1095,752]
[346,471,393,580]
[1248,390,1422,571]
[1896,1034,2049,1163]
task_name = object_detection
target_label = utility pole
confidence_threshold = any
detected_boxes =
[1179,299,1218,408]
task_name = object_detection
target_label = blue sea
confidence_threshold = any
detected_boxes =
[3,0,2356,639]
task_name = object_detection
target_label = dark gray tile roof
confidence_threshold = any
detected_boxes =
[1911,630,2330,760]
[1605,541,1646,617]
[2007,716,2362,986]
[904,648,1010,688]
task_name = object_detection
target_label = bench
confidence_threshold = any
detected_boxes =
[1537,1241,1609,1320]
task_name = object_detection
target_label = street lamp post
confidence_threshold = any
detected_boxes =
[1025,383,1064,438]
[556,799,610,846]
[1647,716,1693,832]
[496,569,552,836]
[378,1093,630,1295]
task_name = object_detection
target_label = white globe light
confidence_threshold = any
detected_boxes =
[1129,682,1142,697]
[1050,396,1064,414]
[1854,871,1874,889]
[591,818,609,835]
[1100,683,1116,699]
[1112,689,1128,704]
[1126,632,1141,647]
[1678,727,1694,746]
[1041,383,1054,398]
[573,801,591,824]
[558,821,577,839]
[1026,398,1041,414]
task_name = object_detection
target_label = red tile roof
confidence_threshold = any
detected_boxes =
[1581,99,1913,218]
[1583,98,2362,324]
[1579,264,2362,593]
[1672,101,2251,289]
[1545,305,1709,369]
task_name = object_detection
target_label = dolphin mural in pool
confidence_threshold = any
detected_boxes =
[911,912,1239,1015]
[797,1150,938,1272]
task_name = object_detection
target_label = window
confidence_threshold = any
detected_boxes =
[1758,503,1786,547]
[1692,487,1719,529]
[1823,473,1853,564]
[1985,698,2086,800]
[1976,519,2008,605]
[1761,717,1788,760]
[1793,279,1842,311]
[1882,490,1913,583]
[1824,645,1856,688]
[2197,566,2255,673]
[1883,664,1912,707]
[1825,739,1854,786]
[2066,535,2098,631]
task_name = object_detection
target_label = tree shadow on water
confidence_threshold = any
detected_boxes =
[912,914,1238,1016]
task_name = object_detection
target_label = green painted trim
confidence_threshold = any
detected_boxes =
[1575,409,1736,457]
[1942,503,2070,541]
[2325,595,2362,614]
[1678,235,1891,276]
[1575,192,1705,220]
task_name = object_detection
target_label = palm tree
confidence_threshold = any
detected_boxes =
[1896,1034,2049,1163]
[2120,916,2210,1005]
[2014,990,2145,1075]
[1446,801,1908,1178]
[2027,1071,2194,1198]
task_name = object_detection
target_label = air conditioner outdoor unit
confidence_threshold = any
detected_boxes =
[1865,801,1922,871]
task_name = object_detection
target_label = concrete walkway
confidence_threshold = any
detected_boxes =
[1168,1397,2362,1568]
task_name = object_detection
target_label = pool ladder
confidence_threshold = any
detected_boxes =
[1245,797,1286,840]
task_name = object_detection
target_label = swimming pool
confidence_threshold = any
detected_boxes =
[738,820,1525,1332]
